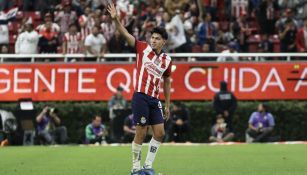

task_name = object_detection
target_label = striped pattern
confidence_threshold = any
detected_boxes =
[135,40,172,98]
[63,32,82,54]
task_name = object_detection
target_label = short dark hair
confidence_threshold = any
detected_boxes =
[151,27,168,40]
[93,25,101,30]
[117,86,124,92]
[261,103,269,112]
[285,18,293,24]
[69,23,77,28]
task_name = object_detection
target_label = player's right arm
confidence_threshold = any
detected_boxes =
[85,125,96,140]
[36,106,48,123]
[107,3,135,47]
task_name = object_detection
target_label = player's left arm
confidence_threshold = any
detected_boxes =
[163,76,171,121]
[163,60,172,121]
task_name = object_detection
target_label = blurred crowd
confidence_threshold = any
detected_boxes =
[1,0,307,60]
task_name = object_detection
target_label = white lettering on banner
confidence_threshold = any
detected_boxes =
[78,69,96,93]
[295,68,307,92]
[208,68,221,92]
[0,69,10,93]
[231,68,236,91]
[58,69,77,93]
[106,68,131,93]
[14,69,32,93]
[34,69,56,93]
[239,68,261,92]
[185,68,206,92]
[261,68,285,92]
[224,68,229,83]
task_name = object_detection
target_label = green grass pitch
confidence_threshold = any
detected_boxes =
[0,144,306,175]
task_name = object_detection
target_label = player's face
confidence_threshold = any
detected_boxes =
[258,104,264,112]
[92,27,99,35]
[25,24,32,32]
[116,90,122,97]
[150,33,165,51]
[217,117,224,124]
[93,117,102,127]
[70,26,77,33]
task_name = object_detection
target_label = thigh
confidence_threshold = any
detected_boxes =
[151,123,165,139]
[132,93,150,126]
[149,100,164,126]
[38,130,52,141]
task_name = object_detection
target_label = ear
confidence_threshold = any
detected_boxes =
[163,39,167,45]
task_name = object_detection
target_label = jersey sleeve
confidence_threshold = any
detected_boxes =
[163,60,172,77]
[135,39,148,63]
[268,113,275,127]
[248,112,256,124]
[85,125,96,140]
[135,39,148,54]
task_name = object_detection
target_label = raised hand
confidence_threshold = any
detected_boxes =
[107,3,117,20]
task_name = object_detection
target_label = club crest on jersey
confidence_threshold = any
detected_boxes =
[140,116,146,124]
[144,62,163,77]
[154,57,161,65]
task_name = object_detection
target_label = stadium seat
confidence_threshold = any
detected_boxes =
[23,11,41,21]
[192,45,202,53]
[270,35,280,53]
[247,34,261,52]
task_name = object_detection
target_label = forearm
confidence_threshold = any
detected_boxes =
[101,44,107,54]
[62,43,67,54]
[52,115,61,125]
[36,112,45,122]
[86,130,96,140]
[114,17,135,47]
[279,30,287,39]
[163,77,171,108]
[248,124,257,130]
[86,46,96,55]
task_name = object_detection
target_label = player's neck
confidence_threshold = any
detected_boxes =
[153,48,162,55]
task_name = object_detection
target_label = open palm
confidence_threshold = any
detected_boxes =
[107,3,117,19]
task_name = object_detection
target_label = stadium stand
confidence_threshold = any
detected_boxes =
[0,0,307,57]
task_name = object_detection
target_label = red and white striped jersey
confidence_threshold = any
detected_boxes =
[78,15,95,30]
[80,27,91,41]
[63,32,82,54]
[36,23,60,34]
[231,0,248,18]
[135,40,172,99]
[101,22,115,41]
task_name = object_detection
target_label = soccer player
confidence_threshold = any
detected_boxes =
[107,3,172,175]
